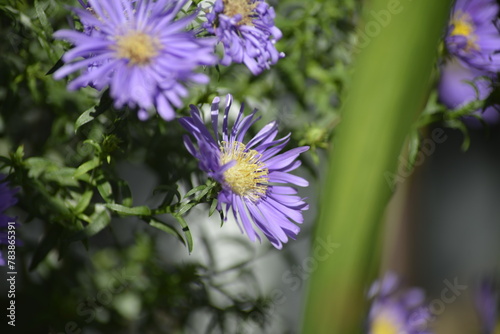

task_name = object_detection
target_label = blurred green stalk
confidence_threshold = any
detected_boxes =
[301,0,452,333]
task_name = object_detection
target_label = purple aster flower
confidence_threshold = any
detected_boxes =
[0,175,19,266]
[444,0,500,72]
[54,0,217,121]
[438,58,500,126]
[475,278,499,334]
[203,0,284,75]
[179,94,309,249]
[367,273,434,334]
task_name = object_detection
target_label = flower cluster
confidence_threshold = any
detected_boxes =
[179,95,309,249]
[204,0,284,75]
[0,175,18,266]
[52,0,306,249]
[55,0,287,121]
[439,0,500,124]
[54,0,217,120]
[367,273,433,334]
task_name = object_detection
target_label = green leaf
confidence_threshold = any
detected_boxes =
[75,107,98,131]
[184,184,207,198]
[74,189,93,214]
[446,119,471,151]
[177,201,196,216]
[195,184,213,201]
[45,167,79,187]
[31,179,73,220]
[83,139,101,154]
[74,89,113,131]
[13,145,24,161]
[74,157,100,178]
[173,214,193,253]
[25,157,59,178]
[106,203,151,216]
[96,174,113,203]
[34,0,51,34]
[209,198,218,217]
[68,205,111,242]
[117,179,133,207]
[148,218,186,246]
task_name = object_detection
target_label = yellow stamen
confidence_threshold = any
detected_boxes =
[371,315,399,334]
[114,32,160,66]
[222,0,257,26]
[450,12,478,51]
[220,141,268,201]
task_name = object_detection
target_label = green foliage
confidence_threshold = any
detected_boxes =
[17,232,270,333]
[2,0,338,266]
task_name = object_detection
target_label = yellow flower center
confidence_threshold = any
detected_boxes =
[450,12,478,51]
[222,0,257,26]
[114,32,160,65]
[220,141,268,201]
[371,315,399,334]
[494,322,500,334]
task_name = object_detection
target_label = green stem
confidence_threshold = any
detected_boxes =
[301,0,452,333]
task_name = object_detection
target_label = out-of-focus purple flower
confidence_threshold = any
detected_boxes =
[438,58,500,125]
[203,0,284,75]
[0,175,18,266]
[367,272,433,334]
[76,0,94,35]
[444,0,500,72]
[179,94,309,249]
[439,0,500,126]
[54,0,217,121]
[475,278,498,334]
